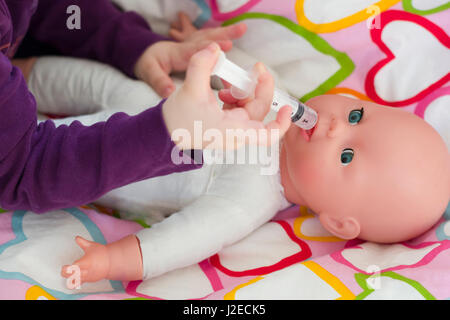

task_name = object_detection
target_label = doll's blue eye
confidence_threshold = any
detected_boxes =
[348,108,364,125]
[341,148,354,166]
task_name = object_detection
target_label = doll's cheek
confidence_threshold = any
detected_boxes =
[291,157,325,190]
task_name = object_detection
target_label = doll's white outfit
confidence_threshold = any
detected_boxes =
[28,56,291,279]
[98,152,290,279]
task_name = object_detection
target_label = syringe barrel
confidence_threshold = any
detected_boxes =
[212,51,318,130]
[273,88,317,130]
[291,101,318,130]
[212,51,255,99]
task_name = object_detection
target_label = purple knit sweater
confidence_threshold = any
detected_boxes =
[0,0,201,213]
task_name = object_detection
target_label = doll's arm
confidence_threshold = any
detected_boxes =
[62,193,270,285]
[136,193,274,280]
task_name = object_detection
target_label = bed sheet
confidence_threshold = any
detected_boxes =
[0,0,449,300]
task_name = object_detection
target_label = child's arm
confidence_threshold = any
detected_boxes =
[27,1,246,98]
[0,44,290,213]
[0,52,200,213]
[27,0,167,79]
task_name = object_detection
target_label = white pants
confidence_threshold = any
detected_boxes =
[28,56,163,126]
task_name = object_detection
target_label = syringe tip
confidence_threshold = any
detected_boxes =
[293,104,318,130]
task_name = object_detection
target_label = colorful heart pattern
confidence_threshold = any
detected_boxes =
[210,221,311,277]
[225,260,355,300]
[414,86,450,150]
[223,12,354,102]
[0,209,124,299]
[355,271,436,299]
[332,241,449,274]
[1,0,449,300]
[295,0,401,33]
[365,10,450,106]
[210,0,261,21]
[402,0,450,16]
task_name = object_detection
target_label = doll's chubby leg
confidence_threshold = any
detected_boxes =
[26,56,162,118]
[61,234,143,287]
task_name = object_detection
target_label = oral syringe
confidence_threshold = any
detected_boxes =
[212,50,318,130]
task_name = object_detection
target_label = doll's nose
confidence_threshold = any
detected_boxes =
[326,116,343,138]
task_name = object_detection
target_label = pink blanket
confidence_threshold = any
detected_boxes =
[0,0,449,299]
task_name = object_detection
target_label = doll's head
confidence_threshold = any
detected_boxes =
[280,94,450,243]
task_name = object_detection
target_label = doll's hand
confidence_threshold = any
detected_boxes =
[162,43,292,150]
[134,12,246,99]
[61,236,110,287]
[169,12,246,51]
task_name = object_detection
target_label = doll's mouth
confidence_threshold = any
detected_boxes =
[300,126,316,142]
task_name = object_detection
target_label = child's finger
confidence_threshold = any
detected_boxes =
[221,79,231,89]
[222,103,234,111]
[218,89,238,104]
[169,28,184,41]
[206,23,247,41]
[142,59,175,98]
[253,63,274,105]
[261,105,292,145]
[216,40,233,52]
[232,105,291,146]
[179,11,195,31]
[243,66,274,121]
[218,89,253,108]
[170,19,181,30]
[184,42,220,96]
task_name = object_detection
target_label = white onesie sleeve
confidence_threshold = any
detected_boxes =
[136,162,289,279]
[137,194,253,279]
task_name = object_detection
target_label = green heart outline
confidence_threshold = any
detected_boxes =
[222,12,355,102]
[354,271,436,300]
[403,0,450,15]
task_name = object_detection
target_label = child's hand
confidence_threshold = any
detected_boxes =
[162,42,292,150]
[134,12,246,98]
[169,12,246,52]
[61,236,110,287]
[218,62,277,122]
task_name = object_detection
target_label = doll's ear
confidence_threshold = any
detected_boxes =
[319,213,360,240]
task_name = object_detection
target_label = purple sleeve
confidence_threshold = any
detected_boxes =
[0,54,201,213]
[27,0,168,78]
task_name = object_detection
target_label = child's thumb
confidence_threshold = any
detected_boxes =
[184,42,220,95]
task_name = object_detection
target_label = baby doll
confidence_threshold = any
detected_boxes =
[61,92,450,285]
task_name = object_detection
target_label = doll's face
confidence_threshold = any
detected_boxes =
[281,95,450,243]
